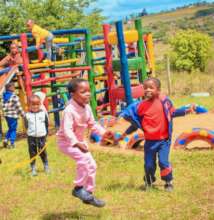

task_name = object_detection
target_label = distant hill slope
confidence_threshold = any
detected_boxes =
[141,3,214,41]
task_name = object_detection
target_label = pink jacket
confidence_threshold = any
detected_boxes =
[56,99,105,147]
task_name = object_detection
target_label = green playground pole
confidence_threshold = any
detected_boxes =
[68,35,76,67]
[135,19,147,82]
[85,30,97,118]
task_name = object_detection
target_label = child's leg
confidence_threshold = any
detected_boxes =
[45,34,54,60]
[83,153,97,193]
[5,117,12,142]
[8,118,18,146]
[27,136,37,169]
[58,144,96,190]
[38,137,49,172]
[5,117,17,146]
[38,137,48,164]
[158,139,173,182]
[144,140,158,185]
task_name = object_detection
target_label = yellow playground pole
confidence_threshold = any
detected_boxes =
[147,33,155,76]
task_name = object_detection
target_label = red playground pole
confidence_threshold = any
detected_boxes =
[20,33,32,100]
[103,24,116,115]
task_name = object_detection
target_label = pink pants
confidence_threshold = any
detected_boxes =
[58,142,97,192]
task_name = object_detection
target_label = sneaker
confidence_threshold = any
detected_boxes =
[72,187,93,201]
[31,167,37,176]
[83,196,106,208]
[164,182,173,192]
[44,165,50,174]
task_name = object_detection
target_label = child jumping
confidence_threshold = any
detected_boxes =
[118,77,195,191]
[25,95,49,176]
[2,82,25,148]
[57,78,114,208]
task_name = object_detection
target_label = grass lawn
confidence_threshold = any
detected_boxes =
[0,135,214,220]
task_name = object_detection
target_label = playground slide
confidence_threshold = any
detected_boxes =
[0,67,17,95]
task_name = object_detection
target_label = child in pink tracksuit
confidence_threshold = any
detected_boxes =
[57,78,114,208]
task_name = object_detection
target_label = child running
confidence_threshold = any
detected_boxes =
[25,95,49,176]
[56,78,114,207]
[2,82,25,148]
[118,77,195,191]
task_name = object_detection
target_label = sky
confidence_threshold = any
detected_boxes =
[87,0,214,22]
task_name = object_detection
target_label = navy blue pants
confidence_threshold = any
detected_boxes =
[144,139,173,183]
[5,117,18,145]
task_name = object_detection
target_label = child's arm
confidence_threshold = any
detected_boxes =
[13,96,25,117]
[87,107,106,136]
[168,99,195,118]
[62,110,88,152]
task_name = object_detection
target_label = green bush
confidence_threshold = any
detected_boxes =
[170,30,212,72]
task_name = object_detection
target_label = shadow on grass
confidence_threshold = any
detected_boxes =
[42,211,101,220]
[104,182,139,192]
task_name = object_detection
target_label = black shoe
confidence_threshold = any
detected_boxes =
[83,196,106,208]
[164,183,173,192]
[3,141,8,148]
[72,187,93,201]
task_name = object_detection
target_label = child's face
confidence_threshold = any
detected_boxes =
[143,80,160,100]
[72,81,91,106]
[8,85,15,92]
[29,97,41,113]
[10,44,19,55]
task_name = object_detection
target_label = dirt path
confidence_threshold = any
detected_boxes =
[89,113,214,154]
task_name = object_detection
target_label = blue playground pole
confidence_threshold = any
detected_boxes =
[116,21,133,105]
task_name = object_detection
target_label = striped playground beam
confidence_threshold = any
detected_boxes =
[31,73,80,86]
[75,47,105,53]
[0,30,103,42]
[31,66,90,75]
[0,67,12,76]
[95,88,107,94]
[28,58,79,69]
[92,57,106,62]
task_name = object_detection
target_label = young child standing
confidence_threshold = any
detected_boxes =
[118,78,195,191]
[57,78,114,208]
[25,95,49,176]
[2,82,25,148]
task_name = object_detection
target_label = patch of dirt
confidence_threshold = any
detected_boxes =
[89,113,214,154]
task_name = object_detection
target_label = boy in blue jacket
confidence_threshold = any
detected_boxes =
[118,78,195,191]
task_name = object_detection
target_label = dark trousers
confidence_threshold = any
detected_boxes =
[27,136,48,167]
[5,117,18,144]
[144,139,173,183]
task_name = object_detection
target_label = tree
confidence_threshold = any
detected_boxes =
[0,0,104,36]
[170,30,212,72]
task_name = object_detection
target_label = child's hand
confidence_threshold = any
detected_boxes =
[101,131,115,144]
[74,143,88,153]
[186,104,196,114]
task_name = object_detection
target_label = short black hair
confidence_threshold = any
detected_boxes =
[67,78,88,93]
[5,82,15,90]
[143,77,161,89]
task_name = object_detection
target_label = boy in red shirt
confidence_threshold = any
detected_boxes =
[118,78,195,191]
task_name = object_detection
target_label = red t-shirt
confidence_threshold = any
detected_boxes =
[137,98,169,140]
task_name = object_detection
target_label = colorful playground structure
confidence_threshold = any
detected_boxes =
[174,128,214,149]
[0,18,155,141]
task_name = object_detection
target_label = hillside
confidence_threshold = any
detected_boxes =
[142,3,214,42]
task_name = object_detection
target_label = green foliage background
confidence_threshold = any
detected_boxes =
[0,0,104,38]
[170,30,212,72]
